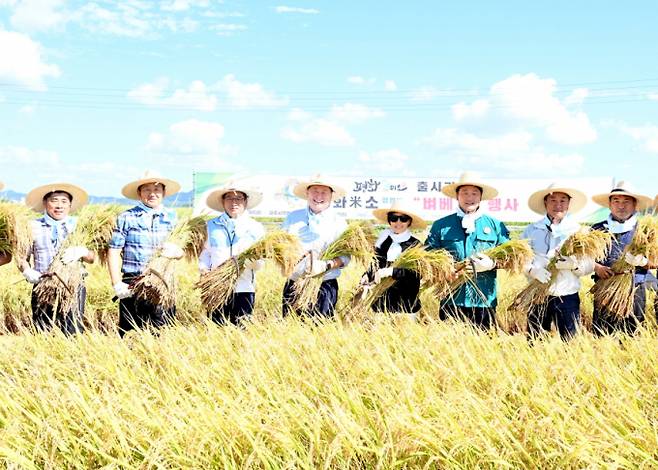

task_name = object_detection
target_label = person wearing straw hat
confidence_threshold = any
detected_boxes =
[20,183,95,334]
[108,170,183,337]
[590,181,654,335]
[281,175,350,318]
[522,183,593,340]
[199,182,265,325]
[363,201,427,315]
[425,171,509,330]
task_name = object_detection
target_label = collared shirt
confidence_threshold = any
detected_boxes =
[281,207,350,281]
[109,205,177,274]
[425,212,509,308]
[28,216,78,273]
[198,212,266,293]
[522,217,594,296]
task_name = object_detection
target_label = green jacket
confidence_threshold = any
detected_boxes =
[425,212,509,308]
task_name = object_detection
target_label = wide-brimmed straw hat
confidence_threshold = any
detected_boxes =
[372,201,427,230]
[121,170,181,200]
[0,181,4,192]
[527,182,587,215]
[205,182,263,212]
[441,171,498,201]
[25,182,88,212]
[592,181,652,211]
[292,174,346,201]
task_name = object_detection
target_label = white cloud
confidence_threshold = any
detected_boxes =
[287,107,312,121]
[452,99,490,121]
[615,123,658,153]
[329,103,385,124]
[6,0,67,32]
[359,148,409,173]
[565,87,589,106]
[281,119,354,147]
[0,145,59,166]
[423,127,585,175]
[128,78,218,111]
[210,23,247,35]
[410,86,440,102]
[0,30,60,90]
[384,80,397,91]
[161,0,210,12]
[216,74,288,108]
[648,93,658,101]
[275,6,320,14]
[347,76,375,85]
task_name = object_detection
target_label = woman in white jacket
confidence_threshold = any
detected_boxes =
[522,183,593,340]
[199,183,265,325]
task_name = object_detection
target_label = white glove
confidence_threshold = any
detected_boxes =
[161,242,184,259]
[242,258,262,271]
[307,255,330,277]
[23,268,42,284]
[624,252,649,267]
[374,267,394,283]
[555,255,577,271]
[61,246,89,265]
[113,282,132,300]
[471,253,495,273]
[528,266,551,284]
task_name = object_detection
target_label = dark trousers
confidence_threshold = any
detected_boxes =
[118,274,176,337]
[210,292,255,326]
[282,278,338,318]
[31,286,86,336]
[439,305,496,330]
[592,283,647,336]
[527,293,580,341]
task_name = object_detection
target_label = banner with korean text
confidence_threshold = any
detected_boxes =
[193,173,614,224]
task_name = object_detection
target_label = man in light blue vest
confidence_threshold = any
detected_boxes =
[425,172,509,330]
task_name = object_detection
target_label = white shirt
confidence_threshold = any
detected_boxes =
[522,216,595,296]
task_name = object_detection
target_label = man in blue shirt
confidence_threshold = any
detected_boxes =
[108,171,183,337]
[20,182,95,335]
[590,181,653,335]
[281,175,349,318]
[425,172,509,330]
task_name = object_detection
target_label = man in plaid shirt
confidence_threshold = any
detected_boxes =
[108,171,183,337]
[20,182,95,335]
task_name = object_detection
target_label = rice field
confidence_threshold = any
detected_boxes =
[0,224,657,468]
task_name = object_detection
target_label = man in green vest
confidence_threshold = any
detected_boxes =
[425,172,509,330]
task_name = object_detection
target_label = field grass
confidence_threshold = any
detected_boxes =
[1,223,657,468]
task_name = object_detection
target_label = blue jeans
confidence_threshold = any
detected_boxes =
[210,292,255,326]
[592,283,646,336]
[31,285,86,336]
[527,293,580,341]
[282,279,338,318]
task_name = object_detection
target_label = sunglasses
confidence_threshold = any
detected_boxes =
[387,213,411,223]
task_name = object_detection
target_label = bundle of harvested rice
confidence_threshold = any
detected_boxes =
[198,230,301,313]
[34,205,123,314]
[449,239,535,297]
[0,201,36,260]
[291,221,377,313]
[184,216,210,260]
[512,227,612,314]
[132,220,192,310]
[591,215,658,319]
[353,244,455,314]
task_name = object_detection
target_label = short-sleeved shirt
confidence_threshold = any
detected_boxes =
[109,205,177,274]
[28,216,78,273]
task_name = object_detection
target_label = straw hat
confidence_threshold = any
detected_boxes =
[25,182,88,212]
[592,181,652,211]
[372,201,427,230]
[205,182,263,212]
[292,174,346,201]
[121,170,181,200]
[441,171,498,201]
[527,182,587,215]
[0,181,4,192]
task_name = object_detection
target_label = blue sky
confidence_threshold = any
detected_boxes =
[1,1,658,198]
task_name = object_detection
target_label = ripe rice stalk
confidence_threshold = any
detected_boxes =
[512,227,612,315]
[76,204,124,265]
[591,216,658,319]
[355,245,456,313]
[132,220,192,310]
[291,221,377,313]
[184,216,210,260]
[198,230,301,313]
[448,239,535,298]
[0,201,36,260]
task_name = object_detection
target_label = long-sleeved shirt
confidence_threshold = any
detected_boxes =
[198,212,266,293]
[109,204,177,274]
[522,218,594,296]
[281,207,350,281]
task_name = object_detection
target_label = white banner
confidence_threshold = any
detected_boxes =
[194,174,614,223]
